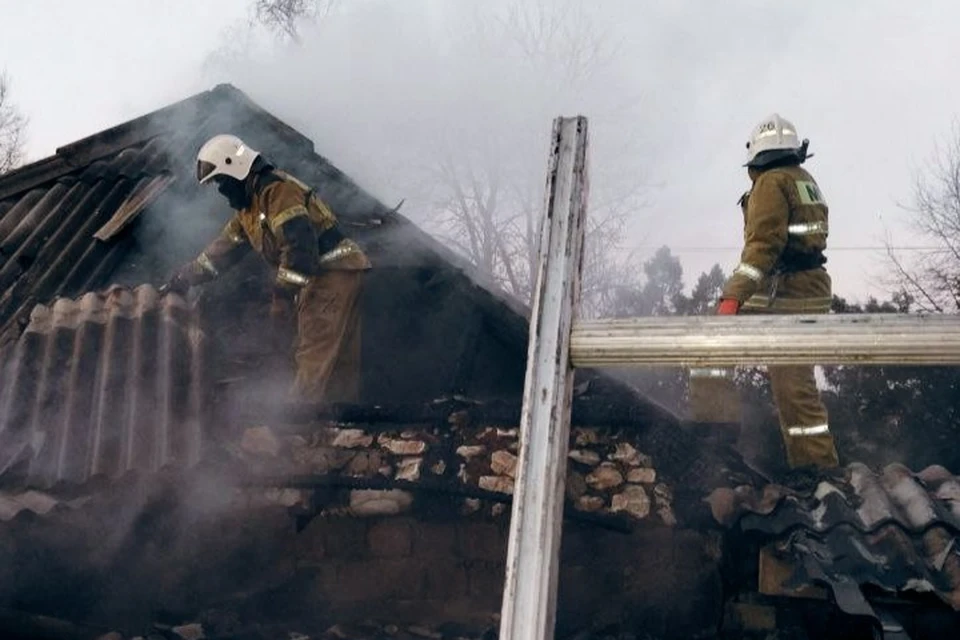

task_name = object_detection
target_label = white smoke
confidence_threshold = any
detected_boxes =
[200,0,658,249]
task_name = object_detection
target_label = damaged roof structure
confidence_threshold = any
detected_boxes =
[0,84,957,639]
[0,83,739,491]
[710,464,960,638]
[0,84,753,639]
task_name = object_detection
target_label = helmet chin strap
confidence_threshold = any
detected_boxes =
[745,139,814,169]
[797,139,814,163]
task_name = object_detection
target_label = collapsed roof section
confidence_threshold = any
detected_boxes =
[0,83,528,349]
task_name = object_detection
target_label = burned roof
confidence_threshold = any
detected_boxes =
[709,463,960,616]
[0,83,753,510]
[0,83,530,349]
[0,85,584,396]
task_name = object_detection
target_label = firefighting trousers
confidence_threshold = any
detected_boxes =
[292,270,364,403]
[743,269,839,469]
[767,365,838,468]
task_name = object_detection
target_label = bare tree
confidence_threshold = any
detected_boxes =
[410,0,648,316]
[252,0,339,42]
[887,121,960,312]
[426,134,644,317]
[495,0,617,87]
[0,72,27,175]
[241,0,649,316]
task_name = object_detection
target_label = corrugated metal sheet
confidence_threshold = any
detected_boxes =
[709,463,960,611]
[0,285,207,489]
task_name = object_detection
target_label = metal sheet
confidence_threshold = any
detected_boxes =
[570,314,960,367]
[499,116,589,640]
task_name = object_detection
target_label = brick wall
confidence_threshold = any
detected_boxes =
[0,481,722,639]
[281,513,723,638]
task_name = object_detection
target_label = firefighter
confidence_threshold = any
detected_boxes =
[165,134,371,403]
[717,114,840,470]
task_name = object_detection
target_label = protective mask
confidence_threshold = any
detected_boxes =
[216,177,251,210]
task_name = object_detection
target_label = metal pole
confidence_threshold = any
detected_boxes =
[570,313,960,367]
[499,116,589,640]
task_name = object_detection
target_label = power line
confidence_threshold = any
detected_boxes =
[635,246,951,253]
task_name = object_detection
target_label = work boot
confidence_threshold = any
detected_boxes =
[779,463,847,493]
[684,420,742,450]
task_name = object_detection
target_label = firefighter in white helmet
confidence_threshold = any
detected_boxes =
[166,134,371,403]
[717,114,839,470]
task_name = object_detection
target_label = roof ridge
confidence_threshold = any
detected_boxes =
[0,84,273,201]
[54,87,224,165]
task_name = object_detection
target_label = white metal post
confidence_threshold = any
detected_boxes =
[498,116,589,640]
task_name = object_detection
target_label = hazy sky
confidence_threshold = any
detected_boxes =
[2,0,959,303]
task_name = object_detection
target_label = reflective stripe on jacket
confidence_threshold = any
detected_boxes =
[194,170,371,289]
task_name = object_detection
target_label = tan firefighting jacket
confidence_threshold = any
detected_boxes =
[722,164,831,312]
[187,170,371,289]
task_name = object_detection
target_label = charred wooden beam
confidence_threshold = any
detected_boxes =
[0,607,109,640]
[449,313,485,396]
[246,396,678,432]
[240,472,633,534]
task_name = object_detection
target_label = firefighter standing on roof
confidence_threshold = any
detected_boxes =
[166,134,371,403]
[717,114,840,469]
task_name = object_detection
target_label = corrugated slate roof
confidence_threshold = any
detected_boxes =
[0,84,389,346]
[708,463,960,614]
[0,285,207,489]
[0,142,178,341]
[0,488,90,521]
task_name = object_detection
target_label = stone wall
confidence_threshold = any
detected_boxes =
[236,421,679,527]
[200,420,722,637]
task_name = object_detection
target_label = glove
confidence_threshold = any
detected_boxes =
[717,298,740,315]
[162,265,195,295]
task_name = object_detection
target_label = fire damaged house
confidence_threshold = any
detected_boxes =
[0,84,958,639]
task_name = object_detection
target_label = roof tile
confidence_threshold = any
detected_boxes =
[710,463,960,611]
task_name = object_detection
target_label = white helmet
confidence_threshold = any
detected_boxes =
[196,134,261,184]
[744,114,802,165]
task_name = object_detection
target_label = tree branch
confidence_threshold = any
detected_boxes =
[252,0,339,42]
[0,71,27,174]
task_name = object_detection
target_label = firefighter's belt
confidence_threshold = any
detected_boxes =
[774,250,826,274]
